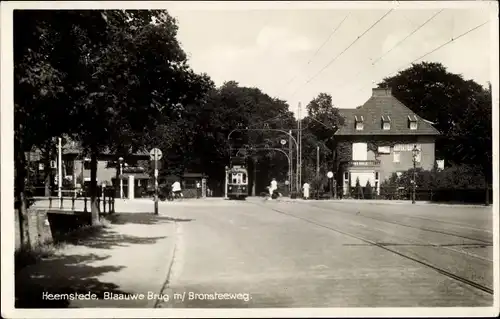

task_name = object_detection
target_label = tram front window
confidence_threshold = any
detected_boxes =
[242,173,247,183]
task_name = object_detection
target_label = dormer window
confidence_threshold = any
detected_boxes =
[408,115,418,130]
[355,115,364,131]
[381,115,391,130]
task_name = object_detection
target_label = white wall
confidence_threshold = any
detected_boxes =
[352,142,367,161]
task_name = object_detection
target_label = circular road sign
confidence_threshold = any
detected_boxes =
[327,171,334,179]
[280,139,287,145]
[149,148,163,161]
[285,180,290,185]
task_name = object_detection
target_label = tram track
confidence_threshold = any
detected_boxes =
[248,200,493,296]
[296,201,492,245]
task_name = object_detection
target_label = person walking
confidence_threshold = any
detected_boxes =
[196,180,201,199]
[270,178,278,198]
[302,182,310,200]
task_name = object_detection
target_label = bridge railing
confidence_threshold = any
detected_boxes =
[32,192,116,214]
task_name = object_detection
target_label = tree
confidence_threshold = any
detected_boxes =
[302,93,347,184]
[355,177,363,199]
[186,82,295,194]
[14,10,92,248]
[14,10,215,235]
[378,61,492,204]
[365,181,373,200]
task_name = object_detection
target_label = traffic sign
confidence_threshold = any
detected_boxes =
[280,139,287,145]
[150,148,162,161]
[327,171,334,179]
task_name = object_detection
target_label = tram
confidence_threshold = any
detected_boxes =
[226,157,249,200]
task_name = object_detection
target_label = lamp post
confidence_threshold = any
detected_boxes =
[118,157,124,199]
[412,145,419,204]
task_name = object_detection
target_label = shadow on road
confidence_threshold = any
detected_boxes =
[15,254,131,308]
[107,212,194,225]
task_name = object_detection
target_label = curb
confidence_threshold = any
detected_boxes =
[151,222,179,308]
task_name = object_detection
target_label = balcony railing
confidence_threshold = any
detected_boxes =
[344,160,381,167]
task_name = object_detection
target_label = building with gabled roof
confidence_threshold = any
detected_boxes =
[334,87,440,196]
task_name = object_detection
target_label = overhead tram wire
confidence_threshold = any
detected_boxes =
[335,9,444,90]
[277,13,351,95]
[289,9,395,98]
[337,19,490,104]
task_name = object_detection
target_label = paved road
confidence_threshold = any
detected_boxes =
[154,198,493,308]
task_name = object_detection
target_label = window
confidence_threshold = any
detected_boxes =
[393,152,400,163]
[83,160,91,170]
[355,115,364,131]
[375,172,379,180]
[242,173,247,183]
[408,115,418,130]
[344,172,349,180]
[377,146,391,154]
[352,142,368,161]
[394,144,421,152]
[381,115,391,130]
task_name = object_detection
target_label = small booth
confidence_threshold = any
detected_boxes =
[114,167,150,199]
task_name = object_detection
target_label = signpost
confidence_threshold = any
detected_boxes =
[150,148,163,215]
[327,171,334,199]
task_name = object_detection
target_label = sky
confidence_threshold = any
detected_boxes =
[165,1,494,117]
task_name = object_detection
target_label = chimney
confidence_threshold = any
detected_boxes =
[372,87,392,97]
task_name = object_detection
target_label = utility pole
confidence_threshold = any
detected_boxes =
[289,130,293,193]
[316,145,320,178]
[412,144,418,204]
[296,104,300,193]
[298,102,302,190]
[58,137,62,206]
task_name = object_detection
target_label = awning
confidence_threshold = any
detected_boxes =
[119,173,150,180]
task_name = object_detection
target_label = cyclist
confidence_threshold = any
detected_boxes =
[171,180,183,199]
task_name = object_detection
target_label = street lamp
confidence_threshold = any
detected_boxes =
[411,145,419,204]
[118,157,124,199]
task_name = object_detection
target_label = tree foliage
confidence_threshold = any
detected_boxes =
[14,10,213,241]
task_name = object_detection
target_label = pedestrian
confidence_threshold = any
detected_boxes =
[270,178,278,194]
[196,180,201,198]
[171,180,183,199]
[302,182,310,200]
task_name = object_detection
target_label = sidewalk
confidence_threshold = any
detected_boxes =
[15,212,179,308]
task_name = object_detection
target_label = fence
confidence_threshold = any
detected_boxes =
[344,186,492,204]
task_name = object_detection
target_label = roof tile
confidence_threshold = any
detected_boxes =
[335,92,440,136]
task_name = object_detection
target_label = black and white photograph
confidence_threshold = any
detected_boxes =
[1,1,499,317]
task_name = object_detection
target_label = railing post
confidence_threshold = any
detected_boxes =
[103,194,107,214]
[71,197,75,211]
[49,197,52,209]
[97,197,101,214]
[60,197,64,209]
[84,197,88,213]
[108,194,112,213]
[111,197,115,214]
